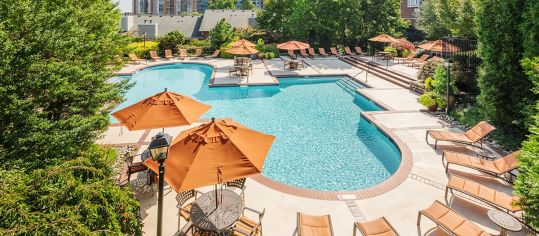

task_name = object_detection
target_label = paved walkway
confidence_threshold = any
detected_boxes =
[102,57,533,236]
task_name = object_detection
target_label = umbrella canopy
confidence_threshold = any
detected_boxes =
[230,39,256,47]
[226,45,259,55]
[369,34,398,43]
[276,41,310,50]
[144,118,275,192]
[418,40,460,52]
[112,90,211,131]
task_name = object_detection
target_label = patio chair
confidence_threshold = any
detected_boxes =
[297,213,334,236]
[318,48,329,57]
[404,54,429,68]
[394,53,415,64]
[283,60,291,69]
[344,47,356,57]
[121,153,148,185]
[231,207,265,236]
[330,47,342,57]
[178,48,188,60]
[353,217,399,236]
[445,175,521,213]
[418,201,491,236]
[204,49,220,59]
[443,150,520,183]
[128,53,146,64]
[288,50,296,59]
[191,48,203,59]
[149,50,161,61]
[308,48,318,58]
[355,47,368,56]
[226,177,246,201]
[426,121,496,149]
[229,66,239,76]
[176,189,203,231]
[299,49,309,58]
[164,49,174,60]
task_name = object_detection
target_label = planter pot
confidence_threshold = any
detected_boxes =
[427,104,438,112]
[444,95,456,109]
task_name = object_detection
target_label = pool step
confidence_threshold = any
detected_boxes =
[340,56,415,89]
[335,77,363,94]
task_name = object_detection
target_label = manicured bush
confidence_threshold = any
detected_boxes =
[419,93,437,107]
[431,65,458,96]
[515,57,539,231]
[157,31,185,54]
[256,38,266,52]
[210,19,236,50]
[384,46,398,57]
[417,58,444,83]
[424,77,434,91]
[126,41,159,58]
[402,49,410,58]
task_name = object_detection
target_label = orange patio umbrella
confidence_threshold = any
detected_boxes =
[230,39,256,47]
[111,89,211,131]
[369,34,398,43]
[276,40,310,50]
[226,45,259,55]
[418,40,460,52]
[144,118,275,193]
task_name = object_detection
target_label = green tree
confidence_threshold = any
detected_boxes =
[240,0,256,9]
[0,0,141,234]
[515,57,539,231]
[415,0,451,39]
[209,19,235,50]
[455,0,477,38]
[476,0,532,142]
[521,0,539,58]
[207,0,237,9]
[157,30,185,54]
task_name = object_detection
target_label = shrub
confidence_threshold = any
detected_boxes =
[419,92,438,107]
[269,52,275,58]
[417,58,444,83]
[256,38,266,52]
[384,46,398,57]
[126,41,158,58]
[424,76,434,91]
[402,49,410,58]
[431,65,458,96]
[218,44,234,59]
[210,19,235,50]
[157,31,185,54]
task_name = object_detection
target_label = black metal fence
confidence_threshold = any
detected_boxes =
[442,37,481,98]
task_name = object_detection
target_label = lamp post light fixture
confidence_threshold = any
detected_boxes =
[142,32,147,47]
[148,132,172,236]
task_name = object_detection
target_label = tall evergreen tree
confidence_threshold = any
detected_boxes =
[521,0,539,58]
[209,19,235,49]
[207,0,237,9]
[476,0,532,141]
[240,0,256,9]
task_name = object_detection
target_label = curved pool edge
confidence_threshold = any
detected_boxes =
[116,61,217,82]
[250,111,413,201]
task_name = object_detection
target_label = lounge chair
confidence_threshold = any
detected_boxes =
[344,47,356,57]
[417,201,492,236]
[403,54,429,68]
[288,50,296,59]
[128,53,146,64]
[443,150,520,182]
[204,49,220,59]
[299,49,309,58]
[149,51,161,61]
[394,53,415,64]
[330,47,341,57]
[191,48,202,59]
[445,175,521,213]
[353,217,399,236]
[164,49,174,60]
[178,48,188,60]
[355,47,368,56]
[426,121,496,149]
[318,48,329,57]
[308,48,318,58]
[297,213,334,236]
[232,207,265,236]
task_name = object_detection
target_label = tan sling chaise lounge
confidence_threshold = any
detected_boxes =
[149,50,161,61]
[297,213,334,236]
[204,49,220,59]
[443,150,520,182]
[445,175,521,213]
[354,217,399,236]
[344,47,357,57]
[394,53,415,64]
[417,201,492,236]
[403,54,429,68]
[330,47,342,57]
[355,47,368,56]
[164,49,174,60]
[319,48,330,57]
[128,53,146,64]
[178,48,188,60]
[191,48,203,59]
[308,48,318,58]
[426,121,496,149]
[299,49,310,58]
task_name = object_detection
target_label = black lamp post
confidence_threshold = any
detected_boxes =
[148,132,172,236]
[143,32,147,47]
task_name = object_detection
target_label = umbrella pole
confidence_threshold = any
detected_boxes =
[215,184,219,208]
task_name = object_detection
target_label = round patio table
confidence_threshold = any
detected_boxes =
[487,209,522,236]
[190,189,244,234]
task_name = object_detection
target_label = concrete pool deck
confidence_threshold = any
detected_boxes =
[102,57,533,236]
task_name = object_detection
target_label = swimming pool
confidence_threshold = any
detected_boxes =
[112,63,401,191]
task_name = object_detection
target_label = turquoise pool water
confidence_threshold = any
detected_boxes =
[112,63,401,191]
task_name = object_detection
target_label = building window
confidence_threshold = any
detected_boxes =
[158,0,164,14]
[140,0,148,14]
[407,0,420,7]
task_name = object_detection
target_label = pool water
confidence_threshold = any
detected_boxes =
[112,63,401,191]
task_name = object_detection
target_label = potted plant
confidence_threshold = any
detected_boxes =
[419,92,439,112]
